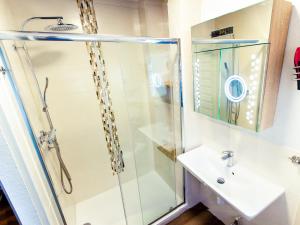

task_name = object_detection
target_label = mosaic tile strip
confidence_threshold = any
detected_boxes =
[76,0,124,174]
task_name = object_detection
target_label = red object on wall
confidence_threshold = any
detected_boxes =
[294,47,300,90]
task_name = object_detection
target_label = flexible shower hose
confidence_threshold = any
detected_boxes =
[42,78,73,194]
[53,140,73,194]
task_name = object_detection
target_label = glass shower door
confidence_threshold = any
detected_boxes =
[102,41,184,224]
[6,40,128,225]
[1,33,184,225]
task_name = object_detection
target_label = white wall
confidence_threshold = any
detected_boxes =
[168,0,300,225]
[0,118,49,225]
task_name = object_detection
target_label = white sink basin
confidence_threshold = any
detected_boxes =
[177,145,285,220]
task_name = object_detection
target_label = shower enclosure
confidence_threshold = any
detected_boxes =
[0,32,184,225]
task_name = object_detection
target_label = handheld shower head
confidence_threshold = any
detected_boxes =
[45,18,78,32]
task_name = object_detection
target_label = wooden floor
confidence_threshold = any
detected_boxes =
[0,191,19,225]
[167,203,225,225]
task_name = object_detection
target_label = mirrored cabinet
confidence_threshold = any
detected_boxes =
[192,0,292,131]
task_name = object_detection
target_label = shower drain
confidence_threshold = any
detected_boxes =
[83,223,91,225]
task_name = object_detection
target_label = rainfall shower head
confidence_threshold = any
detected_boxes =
[45,18,78,32]
[21,16,78,32]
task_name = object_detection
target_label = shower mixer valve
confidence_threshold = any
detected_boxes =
[39,129,56,150]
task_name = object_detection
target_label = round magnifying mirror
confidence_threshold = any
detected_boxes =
[224,75,247,103]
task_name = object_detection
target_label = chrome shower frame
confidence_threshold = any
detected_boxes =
[0,31,179,44]
[0,30,185,225]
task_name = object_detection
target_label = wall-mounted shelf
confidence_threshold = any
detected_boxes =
[139,123,176,161]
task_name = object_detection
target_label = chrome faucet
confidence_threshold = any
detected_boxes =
[222,150,234,167]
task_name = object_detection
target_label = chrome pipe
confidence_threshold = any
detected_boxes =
[17,44,55,129]
[20,17,63,31]
[0,31,179,44]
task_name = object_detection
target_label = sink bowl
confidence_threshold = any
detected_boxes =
[177,145,285,220]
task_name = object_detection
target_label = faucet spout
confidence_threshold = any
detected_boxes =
[222,150,234,167]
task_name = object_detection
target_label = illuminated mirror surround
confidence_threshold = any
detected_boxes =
[191,0,292,131]
[191,0,275,131]
[224,75,247,103]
